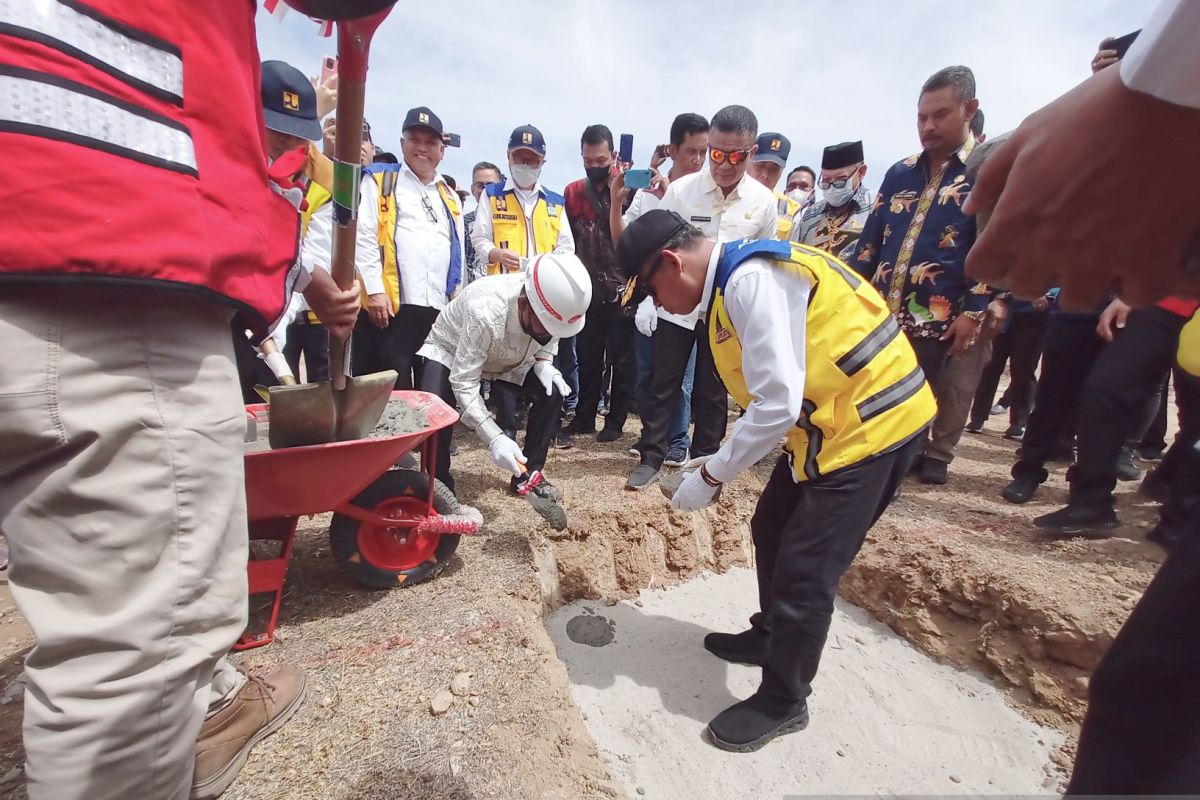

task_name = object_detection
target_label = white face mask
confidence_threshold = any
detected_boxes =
[787,188,811,205]
[510,163,541,190]
[822,183,856,208]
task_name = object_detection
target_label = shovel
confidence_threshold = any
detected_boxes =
[267,5,398,449]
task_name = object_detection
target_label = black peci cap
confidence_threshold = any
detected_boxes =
[821,140,865,170]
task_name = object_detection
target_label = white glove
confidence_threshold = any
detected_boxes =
[532,360,570,397]
[635,297,658,337]
[680,454,713,472]
[488,435,528,476]
[671,467,721,511]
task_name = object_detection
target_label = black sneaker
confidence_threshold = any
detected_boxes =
[965,420,985,434]
[564,418,594,436]
[1137,446,1165,463]
[561,409,576,427]
[703,629,767,666]
[1115,447,1142,481]
[663,444,688,467]
[553,430,574,450]
[1034,505,1120,534]
[918,458,948,485]
[511,473,563,503]
[1002,476,1039,504]
[1004,424,1025,440]
[596,424,623,443]
[625,464,660,491]
[989,403,1005,416]
[707,694,809,753]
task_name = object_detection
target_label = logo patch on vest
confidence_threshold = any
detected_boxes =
[691,215,712,223]
[495,196,508,211]
[494,213,519,221]
[713,313,734,344]
[547,205,559,217]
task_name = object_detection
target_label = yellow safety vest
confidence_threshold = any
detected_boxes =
[709,239,937,482]
[1180,310,1200,377]
[774,191,801,240]
[485,183,565,274]
[369,167,463,312]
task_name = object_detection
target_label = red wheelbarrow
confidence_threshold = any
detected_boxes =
[237,390,479,650]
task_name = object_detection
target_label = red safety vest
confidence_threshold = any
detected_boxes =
[0,0,299,334]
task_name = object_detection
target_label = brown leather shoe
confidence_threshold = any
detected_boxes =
[190,665,307,799]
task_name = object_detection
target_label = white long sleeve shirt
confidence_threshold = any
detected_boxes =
[697,245,813,485]
[656,169,778,330]
[389,162,465,310]
[471,179,575,273]
[1121,0,1200,109]
[417,273,557,445]
[300,175,382,301]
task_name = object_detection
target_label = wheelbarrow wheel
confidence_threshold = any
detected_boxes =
[330,469,461,589]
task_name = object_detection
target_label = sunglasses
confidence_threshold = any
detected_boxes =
[622,253,669,308]
[708,146,753,166]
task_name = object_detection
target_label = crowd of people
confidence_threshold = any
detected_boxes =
[1,0,1198,797]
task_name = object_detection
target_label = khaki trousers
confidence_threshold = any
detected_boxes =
[926,338,993,464]
[0,286,248,800]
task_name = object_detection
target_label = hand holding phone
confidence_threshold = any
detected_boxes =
[624,169,652,190]
[320,56,338,88]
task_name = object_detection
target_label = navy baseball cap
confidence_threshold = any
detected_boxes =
[260,60,322,141]
[403,106,444,136]
[508,124,546,156]
[753,132,790,167]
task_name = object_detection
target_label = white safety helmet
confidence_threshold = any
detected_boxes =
[524,253,592,339]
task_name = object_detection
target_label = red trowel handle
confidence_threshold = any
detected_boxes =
[327,6,394,389]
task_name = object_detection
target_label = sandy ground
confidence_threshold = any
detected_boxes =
[549,569,1065,797]
[0,405,1169,798]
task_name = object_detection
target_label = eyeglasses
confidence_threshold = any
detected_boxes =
[421,194,438,224]
[818,170,861,190]
[471,180,500,192]
[708,146,753,166]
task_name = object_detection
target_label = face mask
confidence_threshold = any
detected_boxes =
[510,163,541,189]
[787,188,811,205]
[585,165,610,186]
[822,183,856,208]
[520,304,553,345]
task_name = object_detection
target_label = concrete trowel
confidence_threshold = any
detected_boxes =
[266,5,398,449]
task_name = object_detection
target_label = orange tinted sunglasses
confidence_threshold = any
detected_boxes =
[709,146,753,166]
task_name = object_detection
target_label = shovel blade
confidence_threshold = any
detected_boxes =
[267,382,337,449]
[265,369,397,449]
[332,370,398,441]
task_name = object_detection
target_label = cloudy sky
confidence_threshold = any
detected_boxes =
[256,0,1148,209]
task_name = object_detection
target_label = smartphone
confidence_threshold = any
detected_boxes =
[618,133,634,165]
[443,132,462,148]
[1108,30,1140,58]
[320,55,337,84]
[624,169,652,190]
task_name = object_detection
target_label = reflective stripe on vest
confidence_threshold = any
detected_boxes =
[709,238,937,482]
[0,67,195,174]
[485,185,563,273]
[0,0,183,103]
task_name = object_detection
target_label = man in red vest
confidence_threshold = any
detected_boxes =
[0,4,358,799]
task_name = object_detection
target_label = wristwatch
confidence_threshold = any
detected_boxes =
[961,310,986,323]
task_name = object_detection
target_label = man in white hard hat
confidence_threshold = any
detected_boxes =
[417,253,592,497]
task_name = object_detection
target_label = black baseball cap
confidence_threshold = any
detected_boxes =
[508,124,546,156]
[403,106,444,136]
[260,60,322,141]
[753,132,791,167]
[617,209,690,306]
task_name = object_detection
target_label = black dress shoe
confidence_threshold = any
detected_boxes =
[1002,476,1039,504]
[707,694,809,753]
[918,458,948,485]
[965,420,985,434]
[1003,424,1025,440]
[1034,505,1120,534]
[703,629,767,666]
[1115,447,1142,481]
[596,424,623,443]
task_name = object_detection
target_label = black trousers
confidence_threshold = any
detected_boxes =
[1067,515,1200,793]
[1141,375,1171,453]
[641,318,727,468]
[574,302,633,431]
[352,304,440,389]
[283,321,330,383]
[748,438,921,705]
[1013,314,1104,482]
[907,335,950,452]
[1069,307,1187,510]
[970,311,1048,428]
[231,319,275,404]
[420,361,562,494]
